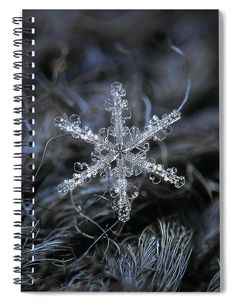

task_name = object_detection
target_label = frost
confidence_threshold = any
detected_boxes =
[55,82,185,222]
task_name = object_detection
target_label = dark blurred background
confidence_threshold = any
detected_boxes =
[22,10,219,291]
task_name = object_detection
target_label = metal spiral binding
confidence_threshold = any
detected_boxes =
[13,16,35,286]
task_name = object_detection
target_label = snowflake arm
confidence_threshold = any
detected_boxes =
[109,160,132,222]
[125,152,185,188]
[57,152,116,196]
[108,159,139,222]
[54,114,115,152]
[124,109,181,152]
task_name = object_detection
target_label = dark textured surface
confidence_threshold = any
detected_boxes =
[21,10,219,291]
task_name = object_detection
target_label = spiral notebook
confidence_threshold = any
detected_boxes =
[13,10,220,291]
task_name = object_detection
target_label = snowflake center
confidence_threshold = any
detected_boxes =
[115,144,126,155]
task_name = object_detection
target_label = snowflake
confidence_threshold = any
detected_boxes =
[54,82,185,222]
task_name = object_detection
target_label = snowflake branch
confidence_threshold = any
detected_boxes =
[126,152,185,188]
[125,109,181,152]
[54,114,115,152]
[112,90,125,146]
[108,157,132,222]
[57,152,116,195]
[147,162,185,188]
[109,158,139,222]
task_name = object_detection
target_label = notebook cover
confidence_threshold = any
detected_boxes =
[13,9,220,292]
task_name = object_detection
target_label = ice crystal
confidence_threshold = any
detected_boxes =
[55,82,185,222]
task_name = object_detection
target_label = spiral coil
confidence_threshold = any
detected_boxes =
[13,16,35,286]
